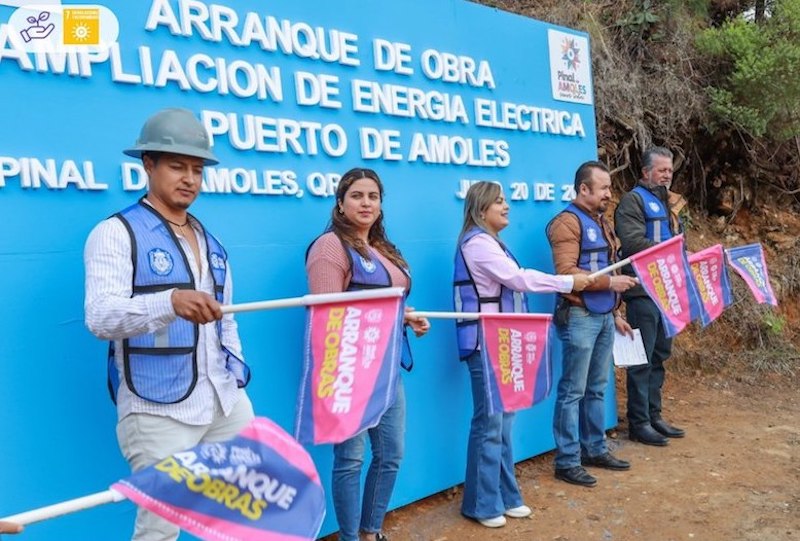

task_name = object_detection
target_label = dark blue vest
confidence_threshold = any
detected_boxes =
[108,201,250,404]
[633,186,673,243]
[453,227,527,359]
[560,204,616,314]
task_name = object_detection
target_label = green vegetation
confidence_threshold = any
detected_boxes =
[697,0,800,140]
[616,0,661,34]
[762,312,787,336]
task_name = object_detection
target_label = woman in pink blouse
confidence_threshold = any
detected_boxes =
[306,168,429,541]
[453,181,592,528]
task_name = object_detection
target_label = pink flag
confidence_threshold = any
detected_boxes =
[295,293,405,445]
[688,244,734,325]
[112,417,326,541]
[479,313,552,414]
[726,243,778,306]
[629,235,705,337]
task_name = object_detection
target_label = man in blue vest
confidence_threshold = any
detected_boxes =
[547,161,638,487]
[615,146,687,446]
[84,108,253,541]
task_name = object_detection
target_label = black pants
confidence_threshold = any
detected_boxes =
[625,296,673,427]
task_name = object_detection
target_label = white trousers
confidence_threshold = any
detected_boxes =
[116,392,255,541]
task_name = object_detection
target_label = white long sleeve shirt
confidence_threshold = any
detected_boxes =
[84,213,245,425]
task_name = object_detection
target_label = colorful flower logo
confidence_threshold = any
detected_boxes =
[561,37,581,70]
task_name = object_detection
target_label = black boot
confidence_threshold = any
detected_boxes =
[652,418,685,438]
[629,424,669,446]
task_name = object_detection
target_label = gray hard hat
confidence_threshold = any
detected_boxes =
[123,108,218,165]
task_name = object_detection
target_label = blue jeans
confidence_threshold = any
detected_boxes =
[461,352,523,520]
[625,296,672,427]
[332,379,405,541]
[553,307,615,469]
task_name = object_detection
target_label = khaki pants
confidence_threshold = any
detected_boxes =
[116,392,254,541]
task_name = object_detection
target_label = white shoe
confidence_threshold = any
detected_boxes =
[505,504,532,518]
[478,515,507,528]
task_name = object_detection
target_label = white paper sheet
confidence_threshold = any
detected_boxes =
[613,328,648,367]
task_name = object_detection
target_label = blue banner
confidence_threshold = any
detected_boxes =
[0,1,601,538]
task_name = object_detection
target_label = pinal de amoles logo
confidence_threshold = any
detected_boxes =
[560,37,581,71]
[548,29,592,104]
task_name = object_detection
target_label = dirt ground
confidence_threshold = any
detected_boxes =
[339,372,800,541]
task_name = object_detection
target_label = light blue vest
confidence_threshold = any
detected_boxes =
[306,233,414,370]
[560,204,616,314]
[453,227,527,359]
[633,185,673,243]
[107,200,250,404]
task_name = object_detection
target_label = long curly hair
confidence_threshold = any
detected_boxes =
[328,167,408,270]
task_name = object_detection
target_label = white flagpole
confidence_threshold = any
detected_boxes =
[221,287,406,314]
[408,311,552,320]
[409,311,480,320]
[588,257,631,279]
[0,489,126,526]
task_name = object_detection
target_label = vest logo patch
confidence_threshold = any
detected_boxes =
[148,248,173,276]
[210,252,226,270]
[587,227,598,242]
[360,256,377,273]
[648,201,661,212]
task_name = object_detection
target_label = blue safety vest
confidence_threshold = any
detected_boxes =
[559,204,617,314]
[107,200,251,404]
[633,186,673,243]
[307,232,414,371]
[453,227,527,359]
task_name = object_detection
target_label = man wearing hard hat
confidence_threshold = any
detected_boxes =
[83,108,254,541]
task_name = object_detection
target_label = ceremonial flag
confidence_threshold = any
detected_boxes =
[726,243,778,306]
[295,291,405,445]
[629,234,705,337]
[688,244,734,325]
[112,417,326,541]
[479,313,552,415]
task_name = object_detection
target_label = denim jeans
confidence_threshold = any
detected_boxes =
[625,296,673,427]
[332,379,405,541]
[553,307,615,469]
[461,351,524,520]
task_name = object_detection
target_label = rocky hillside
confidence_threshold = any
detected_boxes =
[479,0,800,377]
